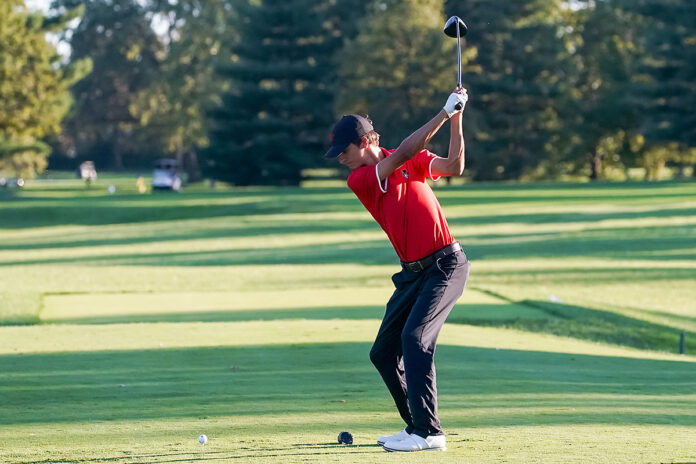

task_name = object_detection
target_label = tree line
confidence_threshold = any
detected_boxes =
[1,0,694,184]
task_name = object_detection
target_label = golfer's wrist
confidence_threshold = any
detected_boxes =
[442,107,458,119]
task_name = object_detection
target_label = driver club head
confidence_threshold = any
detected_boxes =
[444,16,468,38]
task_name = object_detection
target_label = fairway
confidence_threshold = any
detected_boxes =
[1,178,695,463]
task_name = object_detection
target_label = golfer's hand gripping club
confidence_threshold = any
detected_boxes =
[443,89,468,118]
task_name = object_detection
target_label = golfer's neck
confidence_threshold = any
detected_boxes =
[365,146,383,165]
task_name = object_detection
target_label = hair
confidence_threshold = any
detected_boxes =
[358,130,380,147]
[352,115,380,147]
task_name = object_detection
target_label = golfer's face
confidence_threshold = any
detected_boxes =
[337,143,364,170]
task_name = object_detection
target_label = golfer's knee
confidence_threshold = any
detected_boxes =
[401,330,420,352]
[402,330,429,355]
[369,342,392,367]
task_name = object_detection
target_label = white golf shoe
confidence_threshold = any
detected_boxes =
[376,429,410,445]
[382,433,447,452]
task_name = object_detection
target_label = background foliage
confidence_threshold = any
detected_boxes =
[0,0,694,182]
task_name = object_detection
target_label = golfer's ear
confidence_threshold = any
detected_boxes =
[360,136,369,149]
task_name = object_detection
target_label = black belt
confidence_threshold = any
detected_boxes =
[401,242,462,272]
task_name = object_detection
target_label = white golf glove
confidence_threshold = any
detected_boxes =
[443,89,468,118]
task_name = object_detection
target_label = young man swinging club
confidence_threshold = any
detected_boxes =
[324,88,470,452]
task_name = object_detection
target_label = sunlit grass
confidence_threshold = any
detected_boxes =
[0,176,694,462]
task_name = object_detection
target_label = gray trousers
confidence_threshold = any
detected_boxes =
[369,249,470,438]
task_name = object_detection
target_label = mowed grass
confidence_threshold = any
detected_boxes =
[0,175,695,463]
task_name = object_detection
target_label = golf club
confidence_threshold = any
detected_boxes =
[444,16,468,109]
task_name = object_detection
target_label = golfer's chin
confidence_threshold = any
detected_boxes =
[342,161,363,171]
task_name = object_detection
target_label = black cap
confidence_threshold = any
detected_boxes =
[324,115,374,158]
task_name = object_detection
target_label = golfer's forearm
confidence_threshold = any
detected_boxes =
[376,110,450,182]
[446,114,465,174]
[395,110,449,162]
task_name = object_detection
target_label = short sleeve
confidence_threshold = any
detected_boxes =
[411,149,444,181]
[347,165,386,208]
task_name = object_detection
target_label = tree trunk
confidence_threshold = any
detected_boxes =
[186,150,202,182]
[589,150,601,181]
[175,148,184,168]
[112,131,124,170]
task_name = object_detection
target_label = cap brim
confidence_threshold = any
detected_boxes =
[324,142,350,159]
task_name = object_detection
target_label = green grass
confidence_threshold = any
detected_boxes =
[0,175,695,463]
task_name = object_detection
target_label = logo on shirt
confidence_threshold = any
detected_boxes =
[401,169,409,179]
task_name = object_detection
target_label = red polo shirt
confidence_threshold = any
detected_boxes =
[347,148,455,262]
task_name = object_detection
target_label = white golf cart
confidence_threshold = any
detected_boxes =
[152,158,183,192]
[77,161,97,185]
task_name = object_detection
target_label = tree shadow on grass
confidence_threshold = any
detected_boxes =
[0,240,396,266]
[2,218,694,267]
[0,219,378,251]
[464,225,696,261]
[450,297,696,356]
[0,188,363,229]
[2,181,693,230]
[2,223,696,266]
[0,343,694,428]
[42,297,696,356]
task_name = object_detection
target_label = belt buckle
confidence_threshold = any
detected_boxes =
[403,260,424,272]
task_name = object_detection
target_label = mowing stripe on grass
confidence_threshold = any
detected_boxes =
[1,319,695,363]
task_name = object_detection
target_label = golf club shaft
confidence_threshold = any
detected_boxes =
[457,21,461,88]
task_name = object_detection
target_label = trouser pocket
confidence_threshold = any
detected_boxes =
[435,250,469,281]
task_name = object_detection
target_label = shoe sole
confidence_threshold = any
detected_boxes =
[377,436,407,445]
[382,445,447,452]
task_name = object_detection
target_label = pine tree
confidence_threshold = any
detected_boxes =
[452,0,572,180]
[617,0,696,176]
[561,1,642,180]
[130,0,237,181]
[204,0,343,186]
[621,0,695,147]
[335,0,463,158]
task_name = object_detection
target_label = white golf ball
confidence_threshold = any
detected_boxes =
[198,434,208,445]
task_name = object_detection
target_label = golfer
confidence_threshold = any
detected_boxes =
[324,89,470,452]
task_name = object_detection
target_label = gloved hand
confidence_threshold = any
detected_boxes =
[443,88,468,118]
